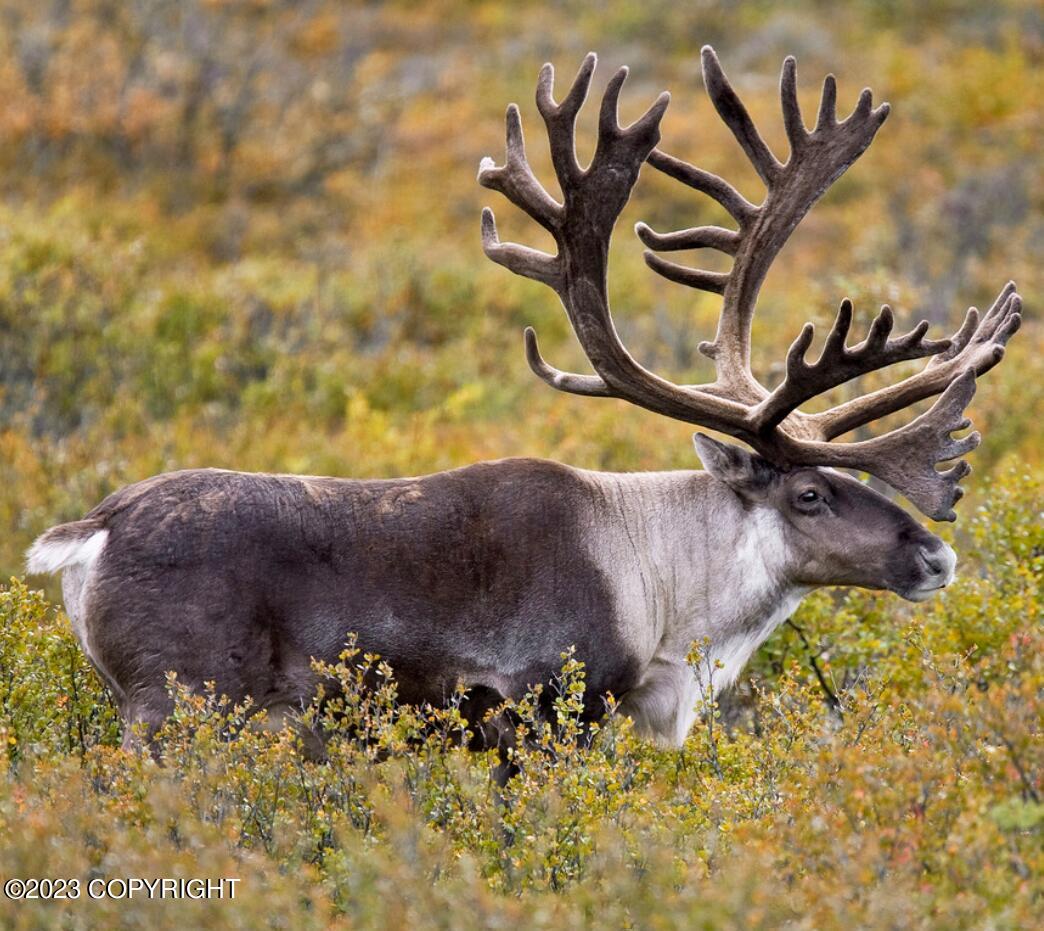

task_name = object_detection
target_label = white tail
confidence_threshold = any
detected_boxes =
[26,525,109,575]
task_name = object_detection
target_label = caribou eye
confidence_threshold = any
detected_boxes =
[798,489,820,504]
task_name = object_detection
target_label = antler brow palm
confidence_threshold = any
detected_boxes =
[478,47,1021,521]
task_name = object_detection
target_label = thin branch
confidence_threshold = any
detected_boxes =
[785,619,843,716]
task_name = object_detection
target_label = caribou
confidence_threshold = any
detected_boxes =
[28,48,1020,762]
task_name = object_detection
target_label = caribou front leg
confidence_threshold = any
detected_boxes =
[618,657,702,748]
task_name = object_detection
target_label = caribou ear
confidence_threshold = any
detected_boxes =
[693,433,778,501]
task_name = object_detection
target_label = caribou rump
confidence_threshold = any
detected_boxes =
[28,48,1021,763]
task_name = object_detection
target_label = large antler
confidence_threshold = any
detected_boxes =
[478,54,759,438]
[479,50,1021,522]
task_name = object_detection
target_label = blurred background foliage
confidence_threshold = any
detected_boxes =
[0,1,1040,925]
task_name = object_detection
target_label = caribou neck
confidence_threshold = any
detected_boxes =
[594,470,812,667]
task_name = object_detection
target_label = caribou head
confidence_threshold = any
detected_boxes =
[691,434,956,603]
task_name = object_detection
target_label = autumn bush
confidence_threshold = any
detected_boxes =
[0,0,1040,927]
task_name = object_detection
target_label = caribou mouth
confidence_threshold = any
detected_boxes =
[897,583,949,603]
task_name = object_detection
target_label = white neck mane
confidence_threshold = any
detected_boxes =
[586,469,815,745]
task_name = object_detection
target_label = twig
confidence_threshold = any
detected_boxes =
[785,619,843,716]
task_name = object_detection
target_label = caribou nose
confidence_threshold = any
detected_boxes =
[918,546,944,575]
[917,543,957,585]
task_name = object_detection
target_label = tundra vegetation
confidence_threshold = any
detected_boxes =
[0,1,1040,928]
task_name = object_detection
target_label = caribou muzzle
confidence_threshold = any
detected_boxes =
[895,539,958,602]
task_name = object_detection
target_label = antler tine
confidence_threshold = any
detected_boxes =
[780,56,807,155]
[598,65,629,137]
[750,300,951,433]
[536,53,597,189]
[644,149,758,226]
[701,45,782,186]
[477,105,562,234]
[639,246,730,294]
[479,208,561,288]
[634,222,740,256]
[523,327,612,397]
[815,74,837,130]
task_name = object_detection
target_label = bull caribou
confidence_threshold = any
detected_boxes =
[27,48,1020,760]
